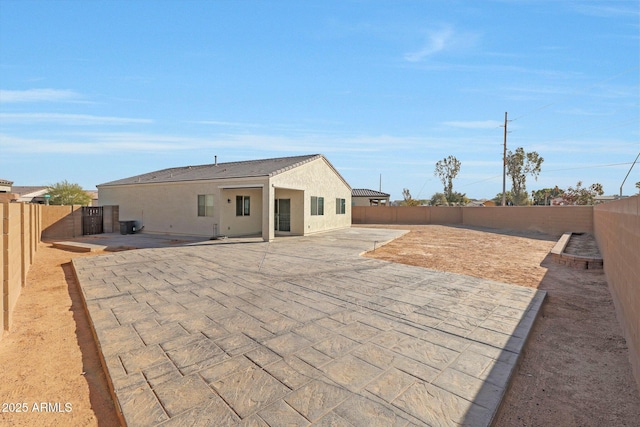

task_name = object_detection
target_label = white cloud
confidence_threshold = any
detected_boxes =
[0,113,153,125]
[573,3,640,18]
[404,26,454,62]
[0,89,81,103]
[0,131,444,156]
[0,133,202,154]
[194,120,258,127]
[404,25,480,62]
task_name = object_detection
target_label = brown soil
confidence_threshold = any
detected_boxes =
[361,224,640,426]
[1,226,638,426]
[0,243,119,427]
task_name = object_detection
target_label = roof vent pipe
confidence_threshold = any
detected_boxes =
[215,155,218,166]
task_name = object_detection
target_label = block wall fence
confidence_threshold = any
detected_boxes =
[1,202,42,339]
[2,200,639,390]
[352,205,594,236]
[594,196,640,390]
[1,203,120,341]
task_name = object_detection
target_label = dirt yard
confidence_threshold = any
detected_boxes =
[0,244,119,427]
[0,225,638,426]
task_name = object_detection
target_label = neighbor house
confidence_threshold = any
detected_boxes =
[0,178,12,194]
[97,154,352,241]
[0,178,17,202]
[11,186,49,204]
[351,189,390,206]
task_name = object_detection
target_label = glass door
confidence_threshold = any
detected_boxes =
[275,199,291,232]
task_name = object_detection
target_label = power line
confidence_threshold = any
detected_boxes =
[501,112,509,206]
[543,161,635,173]
[459,161,635,189]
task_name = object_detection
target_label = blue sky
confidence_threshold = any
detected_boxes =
[1,0,638,200]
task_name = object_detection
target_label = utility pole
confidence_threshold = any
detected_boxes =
[501,112,508,206]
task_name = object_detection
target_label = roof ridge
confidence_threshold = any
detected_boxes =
[98,154,324,187]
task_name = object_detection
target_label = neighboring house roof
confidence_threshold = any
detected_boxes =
[11,186,48,197]
[98,154,350,188]
[352,189,390,198]
[0,178,13,186]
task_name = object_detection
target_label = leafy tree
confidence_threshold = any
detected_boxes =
[434,156,461,202]
[532,186,564,205]
[47,180,92,206]
[430,192,449,206]
[493,191,515,206]
[448,191,469,206]
[430,191,468,206]
[562,181,604,205]
[401,188,421,206]
[636,181,640,193]
[505,147,543,205]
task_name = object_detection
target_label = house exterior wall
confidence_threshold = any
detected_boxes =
[271,157,352,237]
[274,188,305,235]
[98,157,351,239]
[352,196,389,207]
[99,177,270,237]
[220,187,264,237]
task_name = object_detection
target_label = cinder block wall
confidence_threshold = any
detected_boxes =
[352,206,463,225]
[594,196,640,389]
[0,204,4,335]
[462,206,594,236]
[41,205,83,240]
[353,205,594,236]
[1,203,42,340]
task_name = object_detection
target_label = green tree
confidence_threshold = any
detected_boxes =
[636,181,640,193]
[401,188,420,206]
[430,192,449,206]
[532,186,564,205]
[434,156,461,202]
[47,180,92,206]
[493,191,515,206]
[562,181,604,205]
[505,147,543,205]
[448,191,469,206]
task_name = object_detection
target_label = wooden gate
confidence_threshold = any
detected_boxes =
[82,206,103,235]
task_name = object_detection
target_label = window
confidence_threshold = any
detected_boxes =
[236,195,250,216]
[336,198,346,214]
[197,194,214,217]
[311,196,324,216]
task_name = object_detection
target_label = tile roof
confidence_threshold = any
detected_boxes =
[11,186,48,196]
[98,154,325,187]
[352,188,390,198]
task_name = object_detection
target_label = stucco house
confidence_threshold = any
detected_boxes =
[0,178,16,202]
[97,154,352,241]
[0,178,12,194]
[11,186,48,203]
[352,189,390,206]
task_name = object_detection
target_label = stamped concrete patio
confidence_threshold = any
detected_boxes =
[72,228,545,426]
